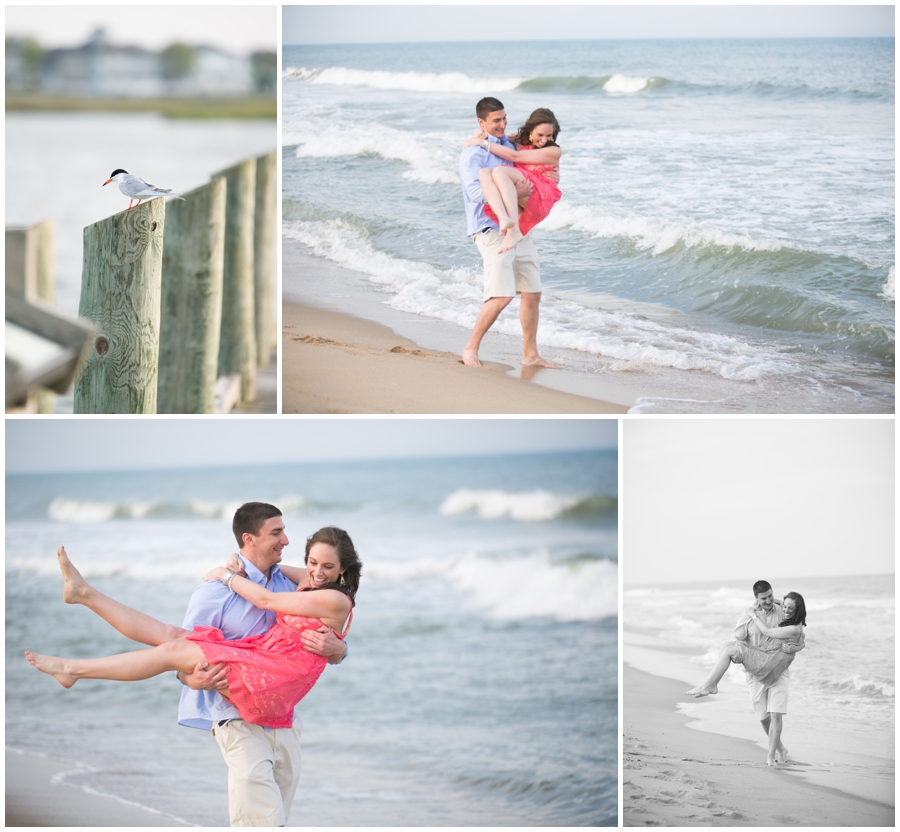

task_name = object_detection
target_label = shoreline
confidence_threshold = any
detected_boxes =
[624,663,894,826]
[5,748,191,827]
[282,242,628,413]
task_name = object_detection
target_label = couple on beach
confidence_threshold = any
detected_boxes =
[685,581,808,767]
[459,96,563,369]
[26,502,360,827]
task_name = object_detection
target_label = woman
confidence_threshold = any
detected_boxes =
[684,592,807,698]
[464,107,562,253]
[25,527,361,729]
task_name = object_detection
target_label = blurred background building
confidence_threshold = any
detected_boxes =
[6,27,275,97]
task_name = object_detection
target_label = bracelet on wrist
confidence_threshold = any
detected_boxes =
[224,571,238,592]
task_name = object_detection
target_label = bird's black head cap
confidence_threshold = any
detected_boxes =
[109,169,128,177]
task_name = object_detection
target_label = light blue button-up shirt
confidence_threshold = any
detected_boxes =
[459,134,514,238]
[177,556,299,730]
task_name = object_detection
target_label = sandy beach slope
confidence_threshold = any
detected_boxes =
[283,300,627,414]
[5,749,189,826]
[624,666,894,827]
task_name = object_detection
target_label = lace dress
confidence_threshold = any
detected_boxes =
[186,603,351,729]
[732,634,798,688]
[484,145,562,236]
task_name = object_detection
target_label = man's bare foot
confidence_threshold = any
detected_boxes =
[58,546,91,605]
[775,746,788,763]
[24,651,77,688]
[766,754,778,767]
[462,347,482,368]
[522,355,557,369]
[684,683,718,697]
[497,226,524,253]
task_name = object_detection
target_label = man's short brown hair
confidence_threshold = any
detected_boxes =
[232,502,281,548]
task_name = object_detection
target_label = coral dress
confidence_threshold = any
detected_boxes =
[186,595,351,729]
[484,146,562,237]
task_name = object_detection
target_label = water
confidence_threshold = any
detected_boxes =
[5,112,275,317]
[283,38,894,413]
[6,449,618,826]
[624,575,894,760]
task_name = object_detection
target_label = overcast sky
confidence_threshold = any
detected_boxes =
[5,418,617,474]
[5,5,275,53]
[284,5,894,45]
[624,419,894,583]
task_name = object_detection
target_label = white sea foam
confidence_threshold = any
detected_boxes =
[283,217,800,381]
[542,201,795,257]
[295,125,458,185]
[284,65,523,94]
[438,489,581,521]
[603,74,652,94]
[879,265,895,302]
[48,498,123,524]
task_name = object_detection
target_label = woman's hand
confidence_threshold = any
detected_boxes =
[225,553,244,575]
[463,128,487,148]
[204,566,229,583]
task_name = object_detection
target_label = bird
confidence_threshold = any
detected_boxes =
[103,169,185,210]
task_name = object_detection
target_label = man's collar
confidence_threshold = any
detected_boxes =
[239,555,280,584]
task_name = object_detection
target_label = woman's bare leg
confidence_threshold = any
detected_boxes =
[25,637,207,689]
[479,168,516,231]
[685,642,738,696]
[492,167,528,253]
[58,546,187,646]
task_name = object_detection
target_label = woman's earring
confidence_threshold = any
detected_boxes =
[339,574,346,586]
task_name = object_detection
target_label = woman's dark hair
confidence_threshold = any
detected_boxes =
[304,526,362,605]
[779,592,807,628]
[512,107,561,149]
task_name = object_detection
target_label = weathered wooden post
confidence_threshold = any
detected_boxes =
[157,178,226,413]
[74,200,164,413]
[6,218,56,412]
[254,150,277,367]
[215,158,257,403]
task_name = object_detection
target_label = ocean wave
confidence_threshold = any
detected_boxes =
[880,266,895,303]
[283,216,805,381]
[283,65,523,94]
[292,124,458,185]
[821,674,895,700]
[43,495,310,524]
[438,488,615,521]
[368,551,617,622]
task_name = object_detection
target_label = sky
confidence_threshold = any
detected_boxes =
[624,419,894,583]
[284,4,894,45]
[5,5,275,54]
[4,418,617,474]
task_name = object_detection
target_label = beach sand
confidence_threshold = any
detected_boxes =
[624,665,894,827]
[5,749,189,826]
[282,241,630,414]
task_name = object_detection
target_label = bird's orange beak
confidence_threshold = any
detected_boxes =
[103,179,113,186]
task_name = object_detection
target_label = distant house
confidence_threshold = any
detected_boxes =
[27,28,268,99]
[42,29,163,97]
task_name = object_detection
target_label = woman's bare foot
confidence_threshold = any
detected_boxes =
[684,683,718,697]
[58,546,92,605]
[497,226,524,253]
[500,216,516,231]
[24,651,77,688]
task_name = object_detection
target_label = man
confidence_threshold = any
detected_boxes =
[732,580,803,766]
[458,96,557,369]
[177,502,347,826]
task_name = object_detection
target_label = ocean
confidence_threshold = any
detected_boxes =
[5,449,618,826]
[282,38,894,413]
[623,575,895,763]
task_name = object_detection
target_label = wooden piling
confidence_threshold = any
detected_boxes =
[74,200,165,413]
[5,219,56,411]
[254,151,277,367]
[215,158,257,403]
[157,178,226,413]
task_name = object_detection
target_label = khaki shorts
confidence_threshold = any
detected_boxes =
[474,229,541,301]
[746,673,789,719]
[212,718,302,827]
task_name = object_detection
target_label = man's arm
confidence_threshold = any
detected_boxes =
[302,625,349,665]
